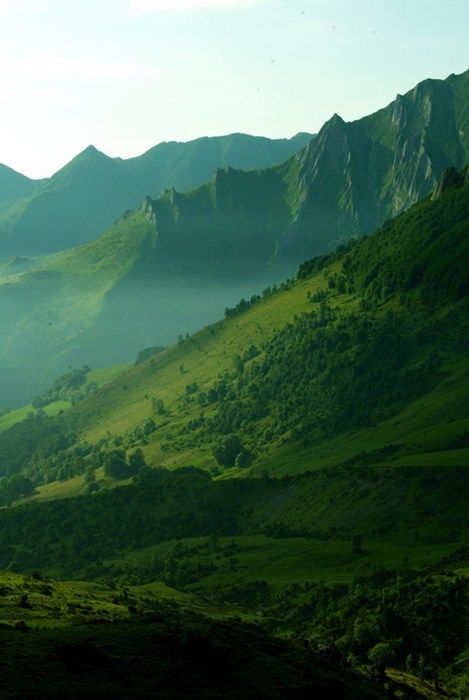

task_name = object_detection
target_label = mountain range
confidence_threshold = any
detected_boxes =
[0,132,312,255]
[0,69,468,407]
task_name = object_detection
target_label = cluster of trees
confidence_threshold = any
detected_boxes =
[103,448,146,480]
[0,406,159,493]
[0,468,253,575]
[123,418,157,448]
[212,434,250,468]
[210,303,441,444]
[135,346,165,364]
[0,412,75,479]
[273,567,468,685]
[0,473,35,506]
[224,281,295,319]
[31,366,95,408]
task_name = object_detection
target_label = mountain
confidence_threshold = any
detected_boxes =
[0,203,283,405]
[0,168,467,697]
[1,165,467,489]
[52,165,469,477]
[0,162,39,203]
[0,132,313,255]
[140,69,469,269]
[0,70,468,407]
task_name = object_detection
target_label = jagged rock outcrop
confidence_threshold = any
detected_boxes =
[432,165,469,198]
[138,70,469,270]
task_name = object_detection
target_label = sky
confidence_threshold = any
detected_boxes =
[0,0,467,178]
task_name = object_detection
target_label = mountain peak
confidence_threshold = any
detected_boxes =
[320,113,346,133]
[79,144,108,159]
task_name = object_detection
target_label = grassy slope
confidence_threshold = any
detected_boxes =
[0,364,130,435]
[55,174,468,481]
[0,210,153,403]
[62,270,468,481]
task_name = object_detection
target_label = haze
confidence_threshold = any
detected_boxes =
[0,0,468,178]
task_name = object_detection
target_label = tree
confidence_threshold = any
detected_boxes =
[84,466,96,484]
[212,435,245,467]
[151,398,166,416]
[104,450,129,480]
[368,643,394,683]
[128,448,146,470]
[143,418,157,436]
[235,451,250,468]
[351,534,363,553]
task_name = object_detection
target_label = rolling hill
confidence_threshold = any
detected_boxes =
[0,132,312,256]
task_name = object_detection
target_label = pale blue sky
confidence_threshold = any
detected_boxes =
[0,0,467,178]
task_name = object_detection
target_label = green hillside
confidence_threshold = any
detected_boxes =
[1,166,467,483]
[44,166,466,478]
[0,168,468,696]
[0,132,312,256]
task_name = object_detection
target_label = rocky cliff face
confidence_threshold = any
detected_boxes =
[277,71,469,262]
[135,70,468,273]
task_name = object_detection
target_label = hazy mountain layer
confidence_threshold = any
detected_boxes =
[0,132,312,255]
[143,69,469,268]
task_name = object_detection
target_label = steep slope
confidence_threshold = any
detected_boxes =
[140,69,469,269]
[1,166,467,489]
[0,132,312,255]
[1,70,467,406]
[59,167,468,476]
[0,163,39,203]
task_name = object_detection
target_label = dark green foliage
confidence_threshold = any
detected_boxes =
[103,449,142,481]
[282,569,469,679]
[151,398,166,415]
[211,306,447,440]
[208,175,469,451]
[212,435,247,467]
[0,598,386,699]
[135,346,165,364]
[0,412,73,479]
[351,534,363,553]
[31,366,94,408]
[343,175,469,304]
[0,465,466,577]
[0,474,35,506]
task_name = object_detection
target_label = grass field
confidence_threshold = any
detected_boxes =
[0,400,70,434]
[0,363,130,435]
